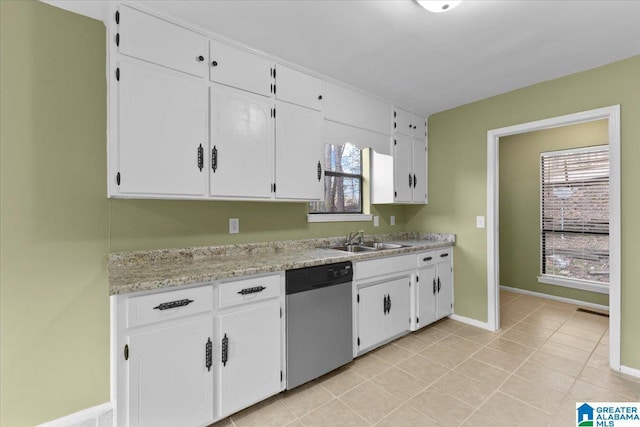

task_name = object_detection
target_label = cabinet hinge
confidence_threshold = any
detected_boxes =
[273,183,276,193]
[394,139,397,146]
[116,67,120,81]
[417,317,419,324]
[273,84,276,94]
[394,191,397,198]
[116,172,121,186]
[116,33,120,47]
[270,68,273,78]
[394,122,397,129]
[394,111,397,118]
[270,84,273,94]
[115,10,119,24]
[273,107,276,118]
[357,337,360,346]
[280,307,283,318]
[280,370,283,382]
[416,275,419,282]
[124,344,129,361]
[357,294,360,303]
[273,68,276,78]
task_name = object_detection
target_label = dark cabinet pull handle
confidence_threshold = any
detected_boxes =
[153,299,194,310]
[437,278,441,293]
[237,286,266,295]
[197,144,203,171]
[413,174,417,188]
[212,146,218,172]
[221,334,229,367]
[409,174,412,188]
[433,278,436,295]
[440,253,449,258]
[317,161,322,181]
[318,95,323,100]
[197,55,204,62]
[211,60,218,67]
[205,338,212,371]
[423,256,433,261]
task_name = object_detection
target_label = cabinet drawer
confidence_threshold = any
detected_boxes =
[417,251,436,268]
[218,274,281,309]
[355,254,415,281]
[436,247,453,263]
[118,5,207,77]
[127,285,213,328]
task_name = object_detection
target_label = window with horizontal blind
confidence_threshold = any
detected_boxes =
[540,145,609,288]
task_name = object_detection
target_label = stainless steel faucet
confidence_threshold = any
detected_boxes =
[346,230,364,245]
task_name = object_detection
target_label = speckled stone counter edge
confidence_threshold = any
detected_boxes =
[108,232,456,295]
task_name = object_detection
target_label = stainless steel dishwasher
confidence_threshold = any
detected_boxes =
[285,261,353,389]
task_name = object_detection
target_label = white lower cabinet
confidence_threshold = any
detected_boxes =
[217,299,282,418]
[114,274,284,427]
[357,276,411,353]
[126,317,214,427]
[415,247,453,330]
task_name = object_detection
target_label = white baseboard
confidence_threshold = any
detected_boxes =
[500,285,609,311]
[620,365,640,379]
[38,402,112,427]
[449,314,492,331]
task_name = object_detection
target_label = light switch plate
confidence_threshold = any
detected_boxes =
[390,215,396,226]
[229,218,239,234]
[373,216,380,227]
[476,216,485,228]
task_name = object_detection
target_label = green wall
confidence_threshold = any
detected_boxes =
[0,2,406,425]
[499,120,609,306]
[406,55,640,369]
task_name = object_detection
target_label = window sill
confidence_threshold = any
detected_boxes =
[537,275,609,294]
[307,214,373,223]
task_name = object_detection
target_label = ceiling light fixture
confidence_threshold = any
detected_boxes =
[416,0,462,13]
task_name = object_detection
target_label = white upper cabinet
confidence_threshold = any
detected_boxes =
[118,5,207,77]
[412,138,428,203]
[209,39,273,97]
[116,61,208,197]
[393,134,414,203]
[275,101,323,200]
[323,82,393,136]
[275,65,323,111]
[394,108,426,139]
[209,84,274,199]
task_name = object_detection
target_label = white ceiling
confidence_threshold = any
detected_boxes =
[46,0,640,116]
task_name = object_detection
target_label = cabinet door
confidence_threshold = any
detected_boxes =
[393,134,413,203]
[417,266,437,328]
[412,138,428,203]
[210,85,274,199]
[117,62,207,197]
[218,300,281,418]
[118,5,207,77]
[414,115,427,140]
[395,108,413,137]
[275,102,323,200]
[276,65,322,111]
[209,39,273,97]
[357,283,390,351]
[436,261,453,320]
[386,276,411,338]
[127,317,214,427]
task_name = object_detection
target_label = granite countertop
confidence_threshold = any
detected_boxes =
[108,232,456,295]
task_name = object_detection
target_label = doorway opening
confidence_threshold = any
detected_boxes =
[486,105,621,370]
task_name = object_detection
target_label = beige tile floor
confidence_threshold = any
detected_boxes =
[213,290,640,426]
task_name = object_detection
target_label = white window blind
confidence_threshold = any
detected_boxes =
[540,145,609,285]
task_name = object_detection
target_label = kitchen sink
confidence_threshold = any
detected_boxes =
[329,244,377,252]
[328,242,410,252]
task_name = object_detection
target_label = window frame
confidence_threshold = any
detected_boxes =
[308,143,369,221]
[537,145,610,294]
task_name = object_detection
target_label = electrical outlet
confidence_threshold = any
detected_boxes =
[476,216,485,229]
[390,215,396,226]
[229,218,239,234]
[373,216,380,227]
